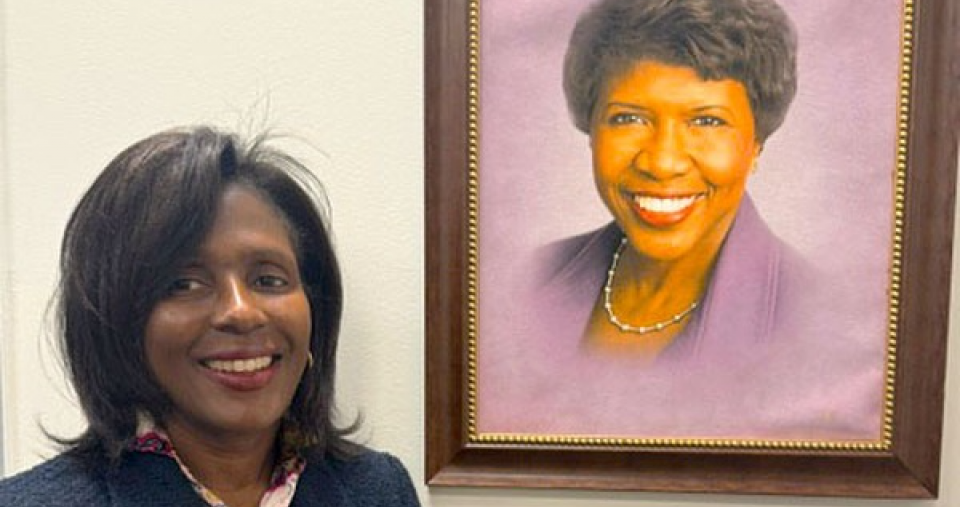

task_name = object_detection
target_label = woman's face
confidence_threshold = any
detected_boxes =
[590,61,761,264]
[144,184,311,442]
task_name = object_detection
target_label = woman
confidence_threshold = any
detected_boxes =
[536,0,811,363]
[0,127,420,506]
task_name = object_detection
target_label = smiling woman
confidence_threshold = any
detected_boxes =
[0,127,420,507]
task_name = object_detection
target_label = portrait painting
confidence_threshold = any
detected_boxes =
[472,0,904,445]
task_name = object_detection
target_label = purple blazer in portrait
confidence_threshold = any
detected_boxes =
[536,194,811,362]
[476,194,885,441]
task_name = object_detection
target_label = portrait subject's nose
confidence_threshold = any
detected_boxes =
[634,122,691,179]
[211,277,267,334]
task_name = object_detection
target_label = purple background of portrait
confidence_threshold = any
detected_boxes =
[475,0,903,439]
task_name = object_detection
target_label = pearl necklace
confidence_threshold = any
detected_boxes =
[603,237,700,334]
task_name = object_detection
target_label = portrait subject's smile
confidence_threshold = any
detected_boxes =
[629,191,705,228]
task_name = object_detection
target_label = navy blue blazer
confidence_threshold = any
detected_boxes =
[0,449,420,507]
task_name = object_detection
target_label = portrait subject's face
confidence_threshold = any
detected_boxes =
[144,185,312,443]
[590,61,761,264]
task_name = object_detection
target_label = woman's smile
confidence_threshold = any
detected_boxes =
[198,350,283,392]
[629,192,706,227]
[199,354,281,392]
[201,355,277,374]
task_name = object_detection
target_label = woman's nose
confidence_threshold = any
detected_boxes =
[211,278,267,334]
[633,123,691,178]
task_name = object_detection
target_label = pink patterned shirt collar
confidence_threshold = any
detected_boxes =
[130,416,306,507]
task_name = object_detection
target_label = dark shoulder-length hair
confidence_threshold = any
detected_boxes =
[564,0,798,142]
[56,125,359,462]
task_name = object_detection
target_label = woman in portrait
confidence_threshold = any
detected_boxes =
[535,0,813,364]
[0,127,420,506]
[481,0,886,440]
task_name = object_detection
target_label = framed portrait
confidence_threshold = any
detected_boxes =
[425,0,958,497]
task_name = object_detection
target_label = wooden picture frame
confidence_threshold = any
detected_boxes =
[425,0,958,497]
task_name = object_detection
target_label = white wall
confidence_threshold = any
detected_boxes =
[0,2,956,507]
[0,0,8,472]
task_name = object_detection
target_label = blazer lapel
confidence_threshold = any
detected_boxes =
[290,458,353,507]
[105,453,209,507]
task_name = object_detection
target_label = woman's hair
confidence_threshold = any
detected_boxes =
[564,0,797,142]
[56,126,359,461]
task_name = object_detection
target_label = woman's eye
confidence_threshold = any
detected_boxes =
[608,113,648,126]
[165,278,204,295]
[255,275,289,289]
[691,115,727,127]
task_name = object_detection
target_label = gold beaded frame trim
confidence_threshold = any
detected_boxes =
[465,0,913,452]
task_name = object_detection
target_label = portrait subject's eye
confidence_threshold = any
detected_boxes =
[690,115,728,128]
[607,112,649,126]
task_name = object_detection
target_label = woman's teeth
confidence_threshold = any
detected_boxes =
[204,356,273,373]
[633,194,698,213]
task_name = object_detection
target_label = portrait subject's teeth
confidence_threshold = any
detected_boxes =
[204,356,273,373]
[633,195,698,213]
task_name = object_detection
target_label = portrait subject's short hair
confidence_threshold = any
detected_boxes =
[57,126,356,461]
[564,0,798,142]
